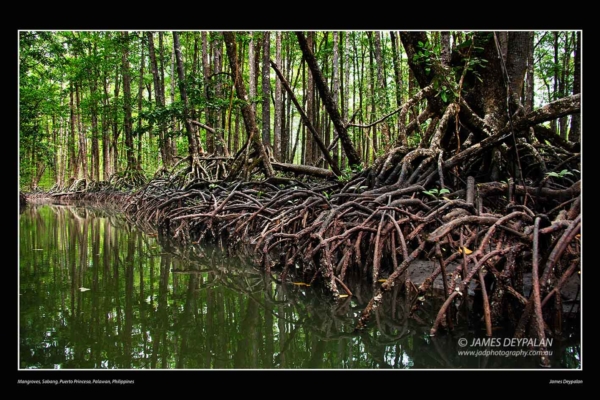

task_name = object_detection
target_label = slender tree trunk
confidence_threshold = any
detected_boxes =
[201,31,213,154]
[159,32,174,162]
[173,31,202,160]
[559,34,571,140]
[274,31,283,161]
[76,82,88,179]
[343,32,351,170]
[222,31,274,178]
[331,31,341,170]
[368,32,377,161]
[69,82,78,178]
[213,33,224,155]
[305,32,315,165]
[373,31,390,149]
[249,32,257,114]
[262,32,271,150]
[169,33,178,159]
[569,31,580,143]
[88,38,100,182]
[137,39,145,169]
[551,32,559,133]
[111,33,121,174]
[147,32,169,168]
[121,31,135,171]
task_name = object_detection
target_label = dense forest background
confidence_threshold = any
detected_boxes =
[19,30,580,190]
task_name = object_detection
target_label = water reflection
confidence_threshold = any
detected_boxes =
[19,205,580,369]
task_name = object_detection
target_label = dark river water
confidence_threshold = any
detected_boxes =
[19,204,581,369]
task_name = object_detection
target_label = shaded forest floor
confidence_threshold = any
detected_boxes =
[20,149,581,367]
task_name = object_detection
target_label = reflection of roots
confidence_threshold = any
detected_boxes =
[127,169,579,356]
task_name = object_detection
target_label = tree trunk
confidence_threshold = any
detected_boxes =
[147,32,170,168]
[304,32,315,166]
[274,31,283,161]
[296,31,361,167]
[569,31,580,143]
[111,60,120,175]
[136,37,145,169]
[331,31,341,170]
[262,32,271,149]
[159,32,175,162]
[249,32,257,114]
[69,82,78,178]
[201,31,213,154]
[76,82,88,179]
[173,31,202,160]
[213,33,224,155]
[88,38,100,182]
[121,31,135,171]
[373,31,390,148]
[222,31,274,178]
[524,32,535,113]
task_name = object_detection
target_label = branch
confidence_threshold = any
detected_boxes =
[270,60,341,176]
[271,162,335,179]
[296,32,361,167]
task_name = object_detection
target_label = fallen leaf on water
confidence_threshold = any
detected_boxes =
[338,294,349,298]
[292,282,310,287]
[79,287,91,292]
[458,247,473,255]
[378,279,388,282]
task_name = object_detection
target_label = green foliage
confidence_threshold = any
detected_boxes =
[545,169,575,179]
[422,187,450,198]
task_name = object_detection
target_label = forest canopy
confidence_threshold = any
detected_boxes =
[19,30,580,190]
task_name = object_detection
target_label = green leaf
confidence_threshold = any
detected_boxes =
[440,91,447,103]
[456,39,472,49]
[439,188,450,195]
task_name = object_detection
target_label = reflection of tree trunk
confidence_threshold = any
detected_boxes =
[277,290,287,367]
[123,236,135,368]
[305,334,327,368]
[90,218,100,366]
[176,274,197,368]
[158,255,171,369]
[233,297,259,368]
[263,290,274,368]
